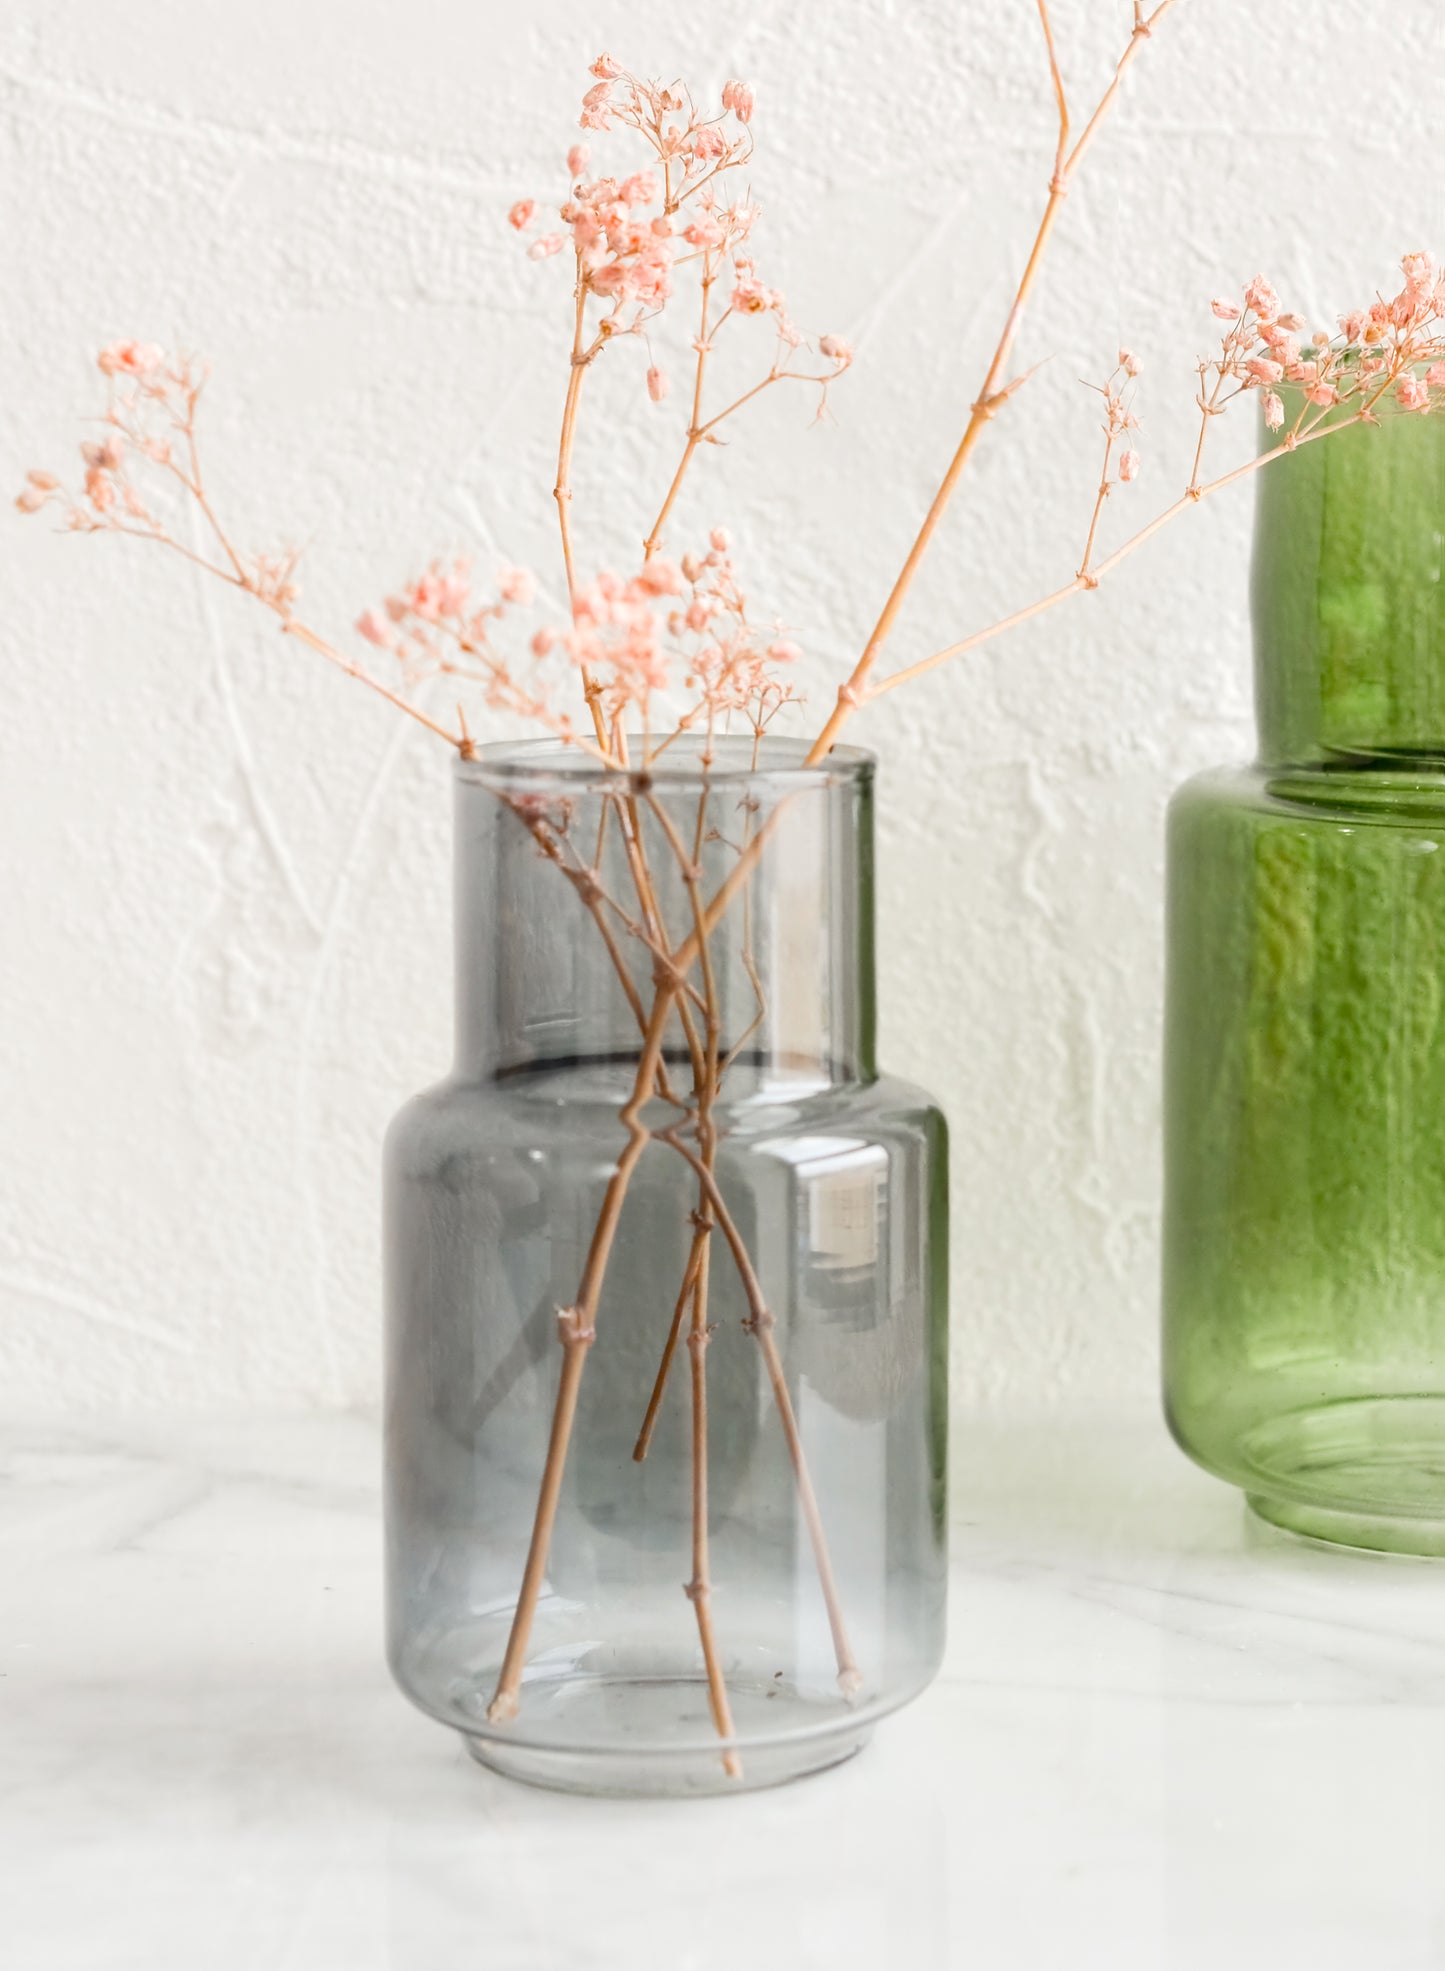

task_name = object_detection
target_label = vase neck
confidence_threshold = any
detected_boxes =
[1252,400,1445,767]
[452,742,878,1094]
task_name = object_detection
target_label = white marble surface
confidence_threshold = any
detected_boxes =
[3,1409,1444,1970]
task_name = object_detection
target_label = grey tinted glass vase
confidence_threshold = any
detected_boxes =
[385,736,948,1795]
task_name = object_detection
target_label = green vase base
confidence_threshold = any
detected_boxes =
[1240,1395,1445,1557]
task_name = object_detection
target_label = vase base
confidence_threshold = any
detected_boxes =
[1241,1394,1445,1557]
[459,1673,872,1797]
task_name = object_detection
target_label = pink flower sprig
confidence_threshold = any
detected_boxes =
[354,558,604,752]
[352,533,804,761]
[668,527,803,741]
[509,54,851,525]
[1194,254,1445,482]
[1076,354,1143,585]
[16,343,470,755]
[871,248,1445,713]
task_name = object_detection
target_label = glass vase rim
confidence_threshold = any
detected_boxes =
[455,732,877,791]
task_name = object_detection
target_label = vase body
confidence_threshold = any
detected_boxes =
[384,737,948,1794]
[1164,399,1445,1553]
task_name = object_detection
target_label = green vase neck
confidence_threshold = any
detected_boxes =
[1252,398,1445,767]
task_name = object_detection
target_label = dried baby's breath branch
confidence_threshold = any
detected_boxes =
[806,0,1180,763]
[515,63,849,575]
[18,349,470,756]
[872,266,1445,700]
[1077,354,1141,585]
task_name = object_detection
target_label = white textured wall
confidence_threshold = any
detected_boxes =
[3,1,1442,1410]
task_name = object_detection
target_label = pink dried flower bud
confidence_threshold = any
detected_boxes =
[1245,357,1284,387]
[620,172,658,207]
[681,551,703,582]
[691,126,728,162]
[768,638,802,664]
[527,233,565,261]
[26,469,60,490]
[1211,298,1242,322]
[730,275,778,315]
[81,436,125,471]
[97,339,164,379]
[531,628,556,659]
[1402,251,1436,295]
[721,78,755,124]
[1339,310,1368,343]
[84,466,115,511]
[1118,448,1141,483]
[355,609,392,647]
[646,365,670,404]
[508,199,537,232]
[437,572,471,615]
[1263,391,1286,431]
[1397,375,1432,414]
[1118,347,1141,377]
[589,53,623,79]
[15,485,47,513]
[819,333,852,363]
[567,143,590,178]
[497,566,536,606]
[638,558,685,597]
[1244,275,1280,321]
[683,220,724,250]
[709,527,731,552]
[1427,363,1445,389]
[1274,313,1306,334]
[650,216,673,238]
[1304,382,1339,408]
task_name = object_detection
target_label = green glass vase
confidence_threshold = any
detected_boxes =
[1163,392,1445,1554]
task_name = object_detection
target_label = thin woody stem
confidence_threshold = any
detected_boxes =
[660,1125,862,1698]
[280,618,464,749]
[181,401,247,583]
[805,0,1179,763]
[632,1228,707,1461]
[485,976,676,1724]
[556,251,612,750]
[642,258,714,561]
[1077,422,1117,582]
[870,405,1388,702]
[685,1218,740,1777]
[662,783,740,1778]
[647,790,858,1704]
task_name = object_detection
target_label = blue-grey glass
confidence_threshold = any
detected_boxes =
[384,736,948,1795]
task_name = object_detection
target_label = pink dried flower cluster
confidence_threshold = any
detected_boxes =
[355,559,577,735]
[507,60,849,410]
[353,530,800,743]
[1204,254,1445,439]
[1102,353,1143,481]
[15,343,307,608]
[16,346,191,535]
[671,529,801,735]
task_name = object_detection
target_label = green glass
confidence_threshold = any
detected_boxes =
[1163,391,1445,1554]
